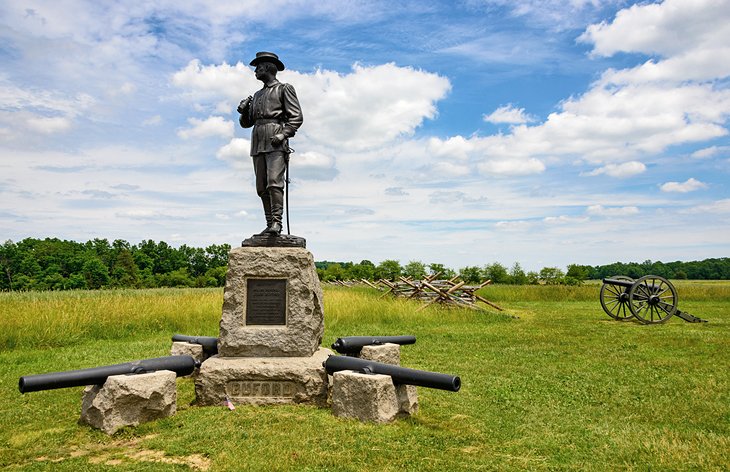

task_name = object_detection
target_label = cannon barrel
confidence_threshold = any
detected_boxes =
[323,355,460,392]
[171,334,219,355]
[19,355,197,394]
[331,335,416,354]
[602,278,635,288]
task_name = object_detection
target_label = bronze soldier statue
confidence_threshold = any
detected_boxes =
[238,52,303,235]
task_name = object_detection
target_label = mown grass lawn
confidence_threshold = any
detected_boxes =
[0,283,728,471]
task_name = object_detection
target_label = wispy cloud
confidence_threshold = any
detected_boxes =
[660,178,708,193]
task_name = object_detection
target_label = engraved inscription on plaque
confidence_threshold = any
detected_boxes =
[226,380,297,399]
[246,278,287,325]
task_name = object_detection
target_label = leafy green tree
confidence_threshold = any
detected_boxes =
[350,260,375,280]
[206,244,231,268]
[483,262,509,284]
[539,267,565,285]
[428,263,455,279]
[83,257,109,289]
[204,266,227,286]
[566,264,590,281]
[323,263,345,281]
[0,240,19,290]
[509,262,528,285]
[112,249,138,287]
[459,266,482,284]
[186,246,209,277]
[403,261,427,280]
[157,268,193,287]
[376,260,402,281]
[67,273,88,289]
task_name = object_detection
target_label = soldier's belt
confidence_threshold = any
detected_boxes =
[254,119,283,125]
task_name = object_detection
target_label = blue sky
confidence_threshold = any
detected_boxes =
[1,0,729,272]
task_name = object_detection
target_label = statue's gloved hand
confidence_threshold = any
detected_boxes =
[271,133,286,146]
[237,96,253,114]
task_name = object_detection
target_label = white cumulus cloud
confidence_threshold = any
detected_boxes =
[483,104,536,124]
[478,157,545,176]
[691,146,729,159]
[660,178,708,193]
[293,151,338,181]
[173,61,451,152]
[25,116,73,134]
[586,205,640,217]
[178,116,233,140]
[585,161,646,178]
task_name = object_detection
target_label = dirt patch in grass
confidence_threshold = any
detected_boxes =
[34,435,211,470]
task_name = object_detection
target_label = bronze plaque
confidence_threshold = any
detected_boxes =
[246,278,287,325]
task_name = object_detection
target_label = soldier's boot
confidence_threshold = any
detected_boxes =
[264,187,284,235]
[258,194,273,235]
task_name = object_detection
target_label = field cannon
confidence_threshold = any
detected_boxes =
[19,355,198,393]
[600,275,707,324]
[330,335,416,354]
[323,355,461,392]
[172,334,219,355]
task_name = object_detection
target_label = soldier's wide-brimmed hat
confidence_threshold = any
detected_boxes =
[249,51,285,71]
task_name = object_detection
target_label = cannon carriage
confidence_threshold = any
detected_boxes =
[599,275,707,324]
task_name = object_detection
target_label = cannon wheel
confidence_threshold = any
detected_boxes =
[628,275,677,324]
[599,276,635,320]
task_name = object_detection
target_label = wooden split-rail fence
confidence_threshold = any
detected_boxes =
[350,274,504,312]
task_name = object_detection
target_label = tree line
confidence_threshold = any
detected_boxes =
[0,238,230,291]
[316,258,730,284]
[1,238,727,291]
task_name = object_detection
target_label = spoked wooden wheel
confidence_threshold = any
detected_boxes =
[628,275,678,324]
[599,276,635,320]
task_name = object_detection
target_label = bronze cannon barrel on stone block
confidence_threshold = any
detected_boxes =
[171,334,219,355]
[330,335,416,354]
[323,355,461,392]
[19,355,198,394]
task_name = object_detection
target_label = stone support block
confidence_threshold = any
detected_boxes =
[171,342,206,366]
[396,385,419,416]
[358,343,401,365]
[331,371,398,423]
[195,348,332,407]
[219,247,324,357]
[79,370,176,435]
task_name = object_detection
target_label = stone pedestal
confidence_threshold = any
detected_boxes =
[196,244,329,407]
[196,348,332,406]
[218,247,324,357]
[80,371,176,435]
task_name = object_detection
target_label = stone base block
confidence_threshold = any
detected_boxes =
[332,371,398,423]
[397,385,419,416]
[171,342,206,368]
[195,348,332,407]
[80,370,176,435]
[359,343,400,365]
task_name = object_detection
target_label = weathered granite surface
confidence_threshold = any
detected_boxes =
[331,371,398,423]
[195,348,332,407]
[170,342,205,376]
[396,384,419,417]
[218,246,324,357]
[171,342,205,362]
[79,371,176,434]
[359,343,401,365]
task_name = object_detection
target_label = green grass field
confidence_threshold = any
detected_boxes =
[0,283,728,471]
